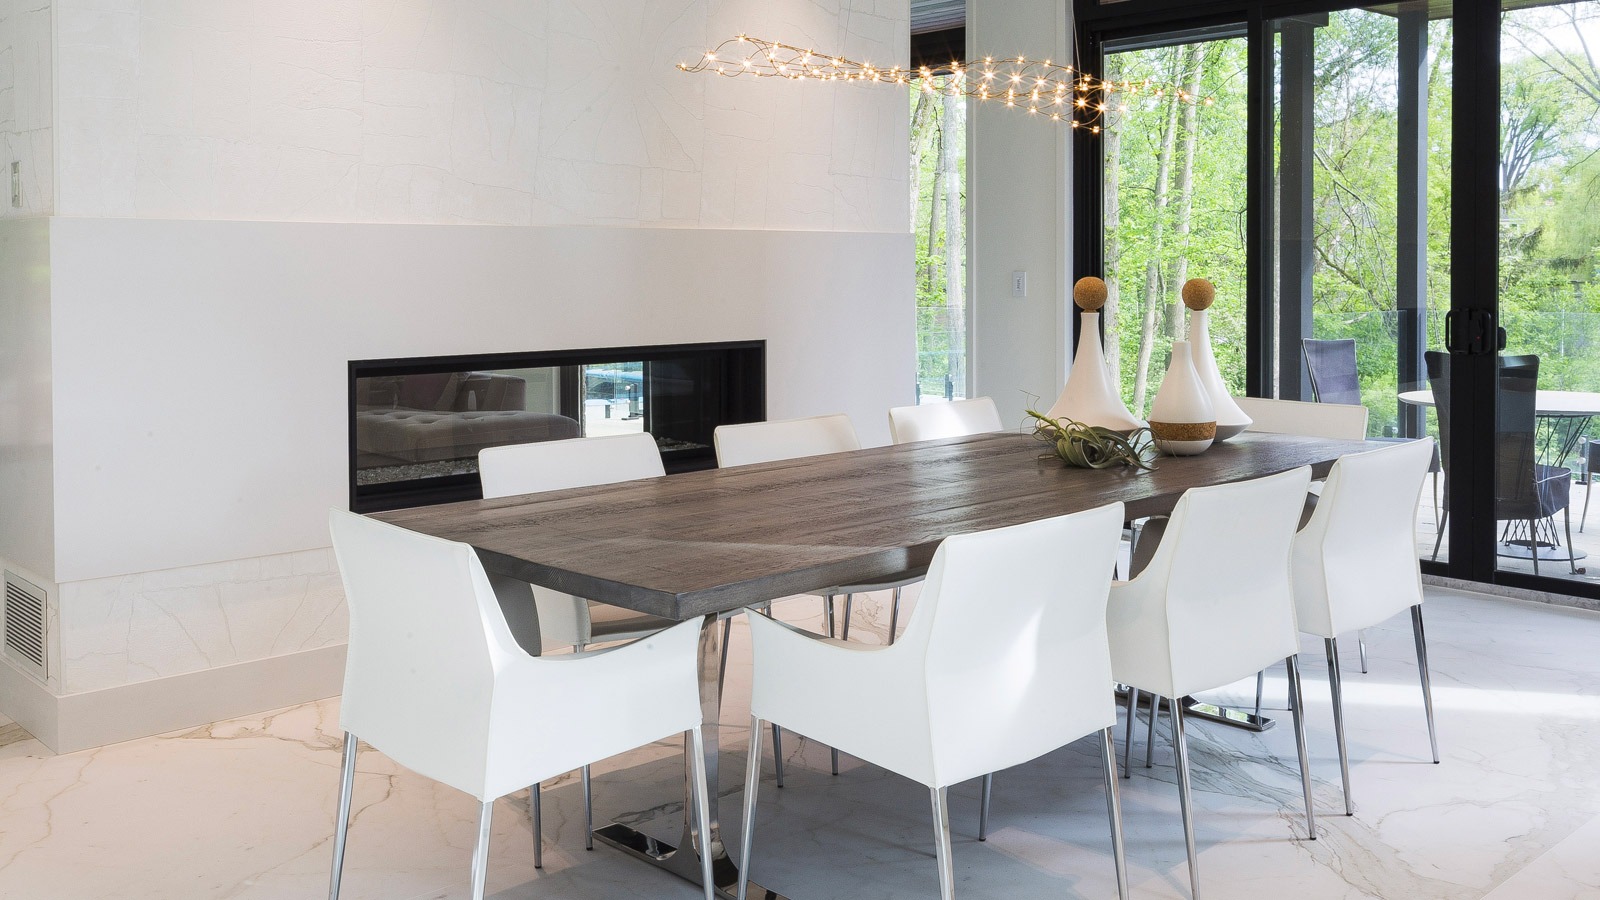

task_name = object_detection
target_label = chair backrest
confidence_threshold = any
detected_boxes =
[1302,339,1363,405]
[1294,439,1433,636]
[479,432,665,498]
[329,509,523,796]
[898,501,1126,788]
[1235,395,1368,440]
[1425,351,1540,510]
[1137,467,1312,694]
[887,397,1005,444]
[713,414,860,467]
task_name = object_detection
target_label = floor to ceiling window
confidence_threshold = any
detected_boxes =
[1103,34,1249,418]
[1487,0,1600,584]
[1079,0,1600,601]
[910,75,969,404]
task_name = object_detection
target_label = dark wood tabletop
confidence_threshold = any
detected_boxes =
[373,431,1372,620]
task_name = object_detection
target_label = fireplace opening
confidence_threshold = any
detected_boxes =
[350,341,765,512]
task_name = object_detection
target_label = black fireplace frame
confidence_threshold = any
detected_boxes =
[349,340,766,512]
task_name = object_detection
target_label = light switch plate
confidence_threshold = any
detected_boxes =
[1011,270,1028,298]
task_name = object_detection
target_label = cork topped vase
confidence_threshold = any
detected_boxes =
[1182,278,1252,441]
[1149,341,1216,455]
[1045,277,1146,432]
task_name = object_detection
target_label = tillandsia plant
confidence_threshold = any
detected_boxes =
[1025,410,1157,472]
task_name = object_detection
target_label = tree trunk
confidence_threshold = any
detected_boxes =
[1103,57,1124,388]
[1132,51,1185,415]
[926,104,945,297]
[941,90,966,394]
[1165,45,1207,342]
[910,90,936,228]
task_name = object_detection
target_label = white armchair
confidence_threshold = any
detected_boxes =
[1293,438,1440,816]
[478,431,679,857]
[736,503,1131,900]
[1108,466,1317,900]
[325,510,713,900]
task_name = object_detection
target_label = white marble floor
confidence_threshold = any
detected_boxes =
[2,586,1599,899]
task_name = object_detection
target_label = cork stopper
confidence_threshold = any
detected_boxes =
[1181,278,1215,311]
[1074,277,1108,311]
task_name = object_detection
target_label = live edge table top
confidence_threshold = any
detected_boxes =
[373,431,1372,621]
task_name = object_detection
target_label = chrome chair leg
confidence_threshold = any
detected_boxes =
[688,726,716,900]
[929,786,956,900]
[1325,638,1353,816]
[823,594,836,638]
[1145,693,1158,768]
[1285,655,1317,839]
[1170,701,1201,900]
[1254,669,1265,719]
[1584,476,1593,533]
[840,593,854,640]
[530,782,542,869]
[1530,518,1541,577]
[1357,631,1369,674]
[737,716,764,900]
[771,724,784,788]
[887,587,902,645]
[1412,605,1441,763]
[470,800,493,900]
[328,731,358,900]
[1433,509,1447,561]
[978,773,993,841]
[718,615,733,692]
[1099,727,1131,900]
[582,765,594,850]
[1122,686,1139,779]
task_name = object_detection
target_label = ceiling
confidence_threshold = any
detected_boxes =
[911,0,965,35]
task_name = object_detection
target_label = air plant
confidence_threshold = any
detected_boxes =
[1026,409,1157,471]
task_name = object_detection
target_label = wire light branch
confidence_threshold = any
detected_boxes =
[678,35,1213,132]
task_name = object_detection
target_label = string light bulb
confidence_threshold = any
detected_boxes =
[678,35,1213,130]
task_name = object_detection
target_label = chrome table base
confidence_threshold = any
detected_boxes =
[1181,696,1275,732]
[591,614,791,900]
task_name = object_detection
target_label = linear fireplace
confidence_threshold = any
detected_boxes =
[349,341,765,512]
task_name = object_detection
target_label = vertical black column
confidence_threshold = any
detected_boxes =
[1397,9,1429,438]
[1448,2,1500,582]
[1072,31,1107,358]
[1245,11,1275,398]
[1277,19,1316,400]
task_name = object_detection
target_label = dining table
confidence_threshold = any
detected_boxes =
[373,429,1372,900]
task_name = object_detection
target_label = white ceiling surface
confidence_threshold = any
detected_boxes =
[912,0,965,34]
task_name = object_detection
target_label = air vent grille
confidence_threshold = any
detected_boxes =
[3,572,47,681]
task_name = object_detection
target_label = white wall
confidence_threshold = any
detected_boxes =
[54,0,908,231]
[0,0,915,742]
[0,0,53,217]
[966,0,1070,427]
[0,218,53,582]
[48,218,913,585]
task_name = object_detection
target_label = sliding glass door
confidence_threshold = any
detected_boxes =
[1078,0,1600,600]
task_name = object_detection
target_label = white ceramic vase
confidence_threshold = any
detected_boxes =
[1045,312,1146,432]
[1188,308,1252,441]
[1148,341,1216,456]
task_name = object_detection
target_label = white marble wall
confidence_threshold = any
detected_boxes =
[57,549,345,694]
[0,0,53,217]
[54,0,909,231]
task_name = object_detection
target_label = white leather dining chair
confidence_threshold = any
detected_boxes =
[1108,467,1317,900]
[478,431,678,859]
[1293,438,1440,815]
[325,510,713,900]
[1234,395,1368,440]
[736,503,1131,900]
[714,413,919,781]
[886,396,1005,444]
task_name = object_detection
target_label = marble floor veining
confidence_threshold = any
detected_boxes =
[1,586,1599,899]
